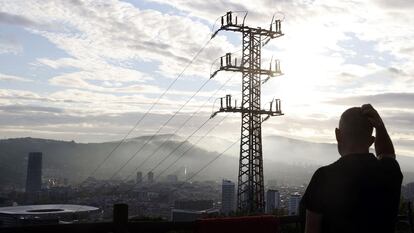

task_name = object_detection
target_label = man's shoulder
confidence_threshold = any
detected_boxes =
[316,154,402,181]
[311,158,347,180]
[318,159,342,172]
[310,164,333,181]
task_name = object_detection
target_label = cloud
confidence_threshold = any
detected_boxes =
[0,87,215,119]
[0,12,38,27]
[0,104,63,113]
[382,110,414,131]
[0,73,32,82]
[374,0,414,9]
[48,73,159,93]
[17,0,233,78]
[0,101,218,143]
[327,92,414,109]
[0,88,82,104]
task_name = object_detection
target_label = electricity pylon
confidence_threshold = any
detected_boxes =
[210,11,284,213]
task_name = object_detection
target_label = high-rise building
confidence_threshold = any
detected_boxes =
[136,171,142,184]
[147,171,154,183]
[288,193,301,215]
[221,179,235,214]
[266,189,280,214]
[25,152,42,193]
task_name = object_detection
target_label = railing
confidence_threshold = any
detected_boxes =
[4,215,414,233]
[1,204,302,233]
[1,218,302,233]
[3,203,413,233]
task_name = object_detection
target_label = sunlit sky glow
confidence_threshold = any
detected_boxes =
[0,0,413,156]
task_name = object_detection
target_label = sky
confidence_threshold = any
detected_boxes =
[0,0,413,156]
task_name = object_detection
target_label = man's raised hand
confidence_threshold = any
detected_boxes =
[361,104,384,129]
[361,104,395,158]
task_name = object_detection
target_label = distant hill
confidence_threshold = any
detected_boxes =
[0,135,223,188]
[1,135,414,189]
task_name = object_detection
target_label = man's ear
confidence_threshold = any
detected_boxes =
[335,128,341,143]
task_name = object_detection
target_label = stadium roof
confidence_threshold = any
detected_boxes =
[0,204,98,215]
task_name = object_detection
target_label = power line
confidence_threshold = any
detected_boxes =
[126,110,272,194]
[154,114,230,180]
[182,138,240,183]
[123,75,236,182]
[128,116,211,181]
[107,92,236,198]
[118,74,236,182]
[107,77,211,180]
[83,37,212,181]
[118,126,238,197]
[144,116,210,174]
[118,102,282,200]
[176,110,278,187]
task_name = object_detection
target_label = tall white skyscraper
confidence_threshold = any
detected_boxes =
[221,179,235,214]
[266,189,280,214]
[288,193,301,215]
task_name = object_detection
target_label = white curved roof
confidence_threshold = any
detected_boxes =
[0,204,99,215]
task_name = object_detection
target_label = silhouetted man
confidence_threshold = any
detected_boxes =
[302,104,403,233]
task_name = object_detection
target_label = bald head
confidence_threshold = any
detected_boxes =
[338,107,373,147]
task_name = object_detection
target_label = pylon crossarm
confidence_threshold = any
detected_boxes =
[211,54,283,80]
[213,25,283,39]
[211,107,283,117]
[211,65,281,79]
[211,12,283,40]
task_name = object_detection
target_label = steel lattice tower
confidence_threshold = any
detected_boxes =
[210,12,284,213]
